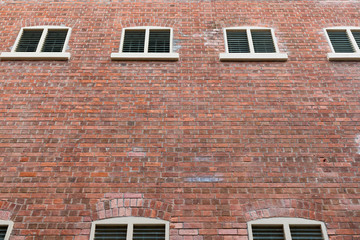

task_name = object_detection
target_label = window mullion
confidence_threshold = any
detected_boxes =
[247,29,255,53]
[36,28,48,53]
[284,223,292,240]
[348,29,360,53]
[144,28,150,53]
[127,223,133,240]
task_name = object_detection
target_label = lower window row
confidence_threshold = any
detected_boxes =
[0,217,329,240]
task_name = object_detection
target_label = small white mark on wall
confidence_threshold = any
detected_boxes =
[355,135,360,154]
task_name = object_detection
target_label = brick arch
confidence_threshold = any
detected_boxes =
[92,193,173,221]
[242,199,324,222]
[118,18,179,29]
[0,200,22,221]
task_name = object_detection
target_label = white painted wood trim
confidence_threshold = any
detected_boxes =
[0,52,70,60]
[219,53,288,61]
[327,52,360,61]
[111,52,179,61]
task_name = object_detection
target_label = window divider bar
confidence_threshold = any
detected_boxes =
[127,223,133,240]
[247,29,255,53]
[36,27,48,53]
[144,29,150,53]
[284,223,293,240]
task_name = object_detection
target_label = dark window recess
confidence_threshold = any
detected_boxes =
[327,30,354,53]
[94,225,127,240]
[251,30,276,53]
[290,226,323,240]
[252,225,285,240]
[42,30,68,52]
[351,30,360,49]
[122,30,146,53]
[0,226,8,240]
[227,30,250,53]
[16,30,43,52]
[133,225,166,240]
[148,30,170,53]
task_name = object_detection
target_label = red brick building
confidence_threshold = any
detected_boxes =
[0,0,359,239]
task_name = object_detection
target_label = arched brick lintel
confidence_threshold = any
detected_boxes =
[0,201,22,220]
[243,199,324,222]
[93,193,173,221]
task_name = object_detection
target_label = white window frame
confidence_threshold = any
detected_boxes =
[89,217,170,240]
[220,27,288,61]
[0,220,13,240]
[0,26,71,60]
[111,26,179,61]
[248,217,329,240]
[325,27,360,61]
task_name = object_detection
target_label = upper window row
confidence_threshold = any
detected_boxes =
[1,26,360,61]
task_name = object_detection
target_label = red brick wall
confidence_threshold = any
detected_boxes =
[0,0,359,239]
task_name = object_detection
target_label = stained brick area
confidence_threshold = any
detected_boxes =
[0,0,360,239]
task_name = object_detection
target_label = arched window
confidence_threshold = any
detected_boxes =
[247,218,329,240]
[325,27,360,61]
[111,26,179,61]
[90,217,170,240]
[0,26,71,60]
[220,27,288,61]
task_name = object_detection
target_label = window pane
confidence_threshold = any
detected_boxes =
[251,30,276,53]
[290,226,323,240]
[122,30,146,53]
[148,30,170,53]
[327,30,354,53]
[16,29,43,52]
[42,29,68,52]
[351,30,360,49]
[0,226,8,240]
[227,30,250,53]
[252,225,285,240]
[133,225,166,240]
[94,225,127,240]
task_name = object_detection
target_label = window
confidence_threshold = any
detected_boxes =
[0,220,13,240]
[325,27,360,60]
[248,218,329,240]
[111,27,179,61]
[90,217,169,240]
[0,26,71,60]
[220,27,288,61]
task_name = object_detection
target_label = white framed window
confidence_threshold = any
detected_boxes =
[325,27,360,61]
[248,218,329,240]
[0,26,71,60]
[0,220,13,240]
[111,26,179,61]
[219,27,288,61]
[90,217,170,240]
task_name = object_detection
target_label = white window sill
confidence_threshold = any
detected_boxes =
[0,52,70,60]
[327,53,360,61]
[219,53,288,61]
[111,53,179,61]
